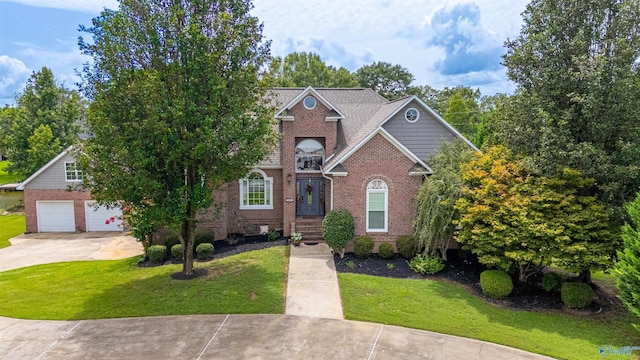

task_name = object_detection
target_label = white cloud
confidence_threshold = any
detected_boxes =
[0,55,31,101]
[0,0,117,13]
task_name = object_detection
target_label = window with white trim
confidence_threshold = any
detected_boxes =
[65,162,83,181]
[295,139,324,172]
[366,179,388,232]
[239,169,273,210]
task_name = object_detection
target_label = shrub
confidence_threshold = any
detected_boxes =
[322,209,355,258]
[164,231,180,250]
[196,243,214,261]
[146,245,167,263]
[194,229,215,246]
[268,230,280,241]
[542,272,565,292]
[396,235,417,259]
[354,236,375,259]
[378,242,394,259]
[409,254,445,275]
[171,244,183,261]
[480,270,513,299]
[561,282,593,309]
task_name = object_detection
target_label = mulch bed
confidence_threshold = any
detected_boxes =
[334,251,617,315]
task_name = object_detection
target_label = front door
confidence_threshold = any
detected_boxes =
[296,178,324,216]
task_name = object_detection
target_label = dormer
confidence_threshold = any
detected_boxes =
[275,86,345,122]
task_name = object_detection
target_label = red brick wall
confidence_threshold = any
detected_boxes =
[281,96,337,235]
[23,189,93,233]
[332,133,422,249]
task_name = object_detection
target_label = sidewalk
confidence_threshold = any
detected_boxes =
[285,242,343,319]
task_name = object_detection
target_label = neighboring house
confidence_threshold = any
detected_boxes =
[19,86,476,249]
[16,149,123,232]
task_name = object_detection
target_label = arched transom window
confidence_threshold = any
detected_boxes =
[239,169,273,210]
[366,179,388,232]
[296,139,325,172]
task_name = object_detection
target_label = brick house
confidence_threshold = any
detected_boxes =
[18,86,476,248]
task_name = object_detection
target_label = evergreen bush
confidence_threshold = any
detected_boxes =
[480,270,513,299]
[561,282,593,309]
[196,243,214,261]
[396,235,417,259]
[378,242,394,259]
[146,245,167,263]
[354,236,375,259]
[171,244,183,261]
[322,209,355,258]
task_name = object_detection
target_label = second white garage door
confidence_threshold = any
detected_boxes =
[85,201,123,231]
[37,201,75,232]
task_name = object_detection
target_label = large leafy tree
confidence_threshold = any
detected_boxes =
[355,61,415,100]
[3,68,83,177]
[455,146,615,282]
[79,0,277,276]
[496,0,640,216]
[269,52,358,88]
[413,140,473,260]
[615,192,640,332]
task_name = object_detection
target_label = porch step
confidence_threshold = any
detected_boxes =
[295,218,324,242]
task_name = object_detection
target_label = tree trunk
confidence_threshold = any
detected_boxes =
[578,269,591,283]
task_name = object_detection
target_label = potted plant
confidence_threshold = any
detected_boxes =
[291,232,302,246]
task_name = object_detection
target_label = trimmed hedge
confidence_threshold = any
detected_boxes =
[396,235,417,259]
[378,242,394,259]
[147,245,167,263]
[480,270,513,299]
[561,282,593,309]
[171,244,183,261]
[354,236,375,259]
[196,243,214,261]
[322,209,355,258]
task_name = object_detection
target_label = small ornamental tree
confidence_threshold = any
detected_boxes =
[322,209,355,258]
[413,140,473,260]
[455,146,615,282]
[615,192,640,331]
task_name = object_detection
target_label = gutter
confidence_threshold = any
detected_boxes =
[321,168,334,211]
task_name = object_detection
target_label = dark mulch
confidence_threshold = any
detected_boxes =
[171,268,208,280]
[335,250,615,314]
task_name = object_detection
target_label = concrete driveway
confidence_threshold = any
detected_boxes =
[0,232,143,272]
[0,314,554,360]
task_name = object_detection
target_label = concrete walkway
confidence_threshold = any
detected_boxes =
[286,242,343,319]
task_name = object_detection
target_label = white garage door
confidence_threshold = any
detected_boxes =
[37,201,75,232]
[85,201,123,232]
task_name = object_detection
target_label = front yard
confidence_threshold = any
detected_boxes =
[0,214,25,249]
[339,273,638,360]
[0,246,288,319]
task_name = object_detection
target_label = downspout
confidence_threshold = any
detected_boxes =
[321,168,334,211]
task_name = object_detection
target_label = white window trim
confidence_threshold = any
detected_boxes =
[239,169,273,210]
[64,162,82,182]
[405,108,420,123]
[303,95,317,110]
[366,179,388,232]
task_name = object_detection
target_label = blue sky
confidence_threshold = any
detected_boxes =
[0,0,529,106]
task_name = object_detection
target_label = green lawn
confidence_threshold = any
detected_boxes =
[0,161,21,185]
[0,246,288,320]
[0,214,25,249]
[339,274,638,360]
